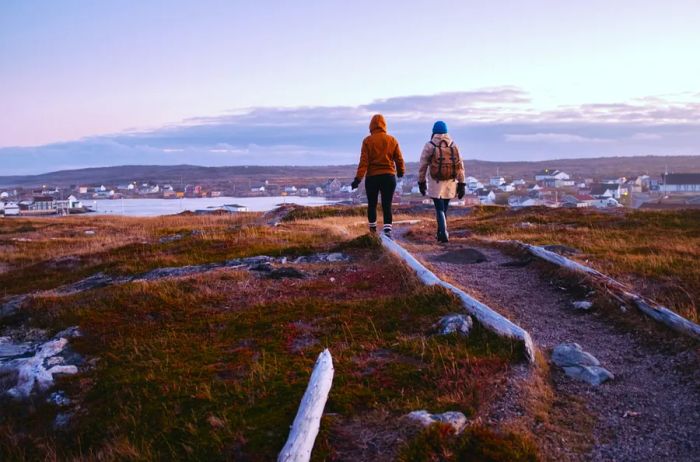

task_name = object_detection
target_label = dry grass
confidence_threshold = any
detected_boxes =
[0,214,522,461]
[445,207,700,322]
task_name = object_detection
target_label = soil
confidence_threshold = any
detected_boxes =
[398,232,700,462]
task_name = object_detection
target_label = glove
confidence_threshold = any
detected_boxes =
[351,178,361,190]
[418,181,427,196]
[457,182,466,199]
[397,172,404,178]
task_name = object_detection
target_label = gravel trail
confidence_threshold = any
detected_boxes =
[397,235,700,462]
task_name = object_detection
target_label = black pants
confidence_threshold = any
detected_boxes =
[433,198,450,235]
[365,174,396,229]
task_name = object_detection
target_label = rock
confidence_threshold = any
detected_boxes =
[53,412,73,430]
[0,337,33,359]
[54,326,82,340]
[434,314,473,336]
[407,410,468,433]
[6,338,79,399]
[552,343,613,386]
[552,343,600,367]
[84,230,95,235]
[266,267,306,279]
[572,301,594,311]
[48,391,71,407]
[563,365,614,386]
[435,248,488,264]
[159,233,184,243]
[249,262,274,272]
[325,252,348,262]
[0,295,29,319]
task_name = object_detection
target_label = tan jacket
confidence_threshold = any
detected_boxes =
[418,134,466,199]
[355,114,405,178]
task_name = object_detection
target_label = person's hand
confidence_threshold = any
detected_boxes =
[351,178,361,190]
[418,182,427,196]
[457,182,466,199]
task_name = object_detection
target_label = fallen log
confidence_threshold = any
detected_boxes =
[380,235,536,363]
[278,349,334,462]
[511,241,700,341]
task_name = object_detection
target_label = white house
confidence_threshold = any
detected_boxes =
[476,188,496,204]
[299,188,309,196]
[0,192,8,199]
[489,176,505,186]
[659,173,700,193]
[590,183,622,199]
[509,195,545,207]
[284,186,298,194]
[251,186,266,193]
[2,202,20,216]
[589,198,622,208]
[535,169,570,182]
[67,195,82,208]
[339,185,353,193]
[465,176,483,192]
[498,183,515,192]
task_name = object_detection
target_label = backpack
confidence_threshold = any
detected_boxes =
[429,140,461,181]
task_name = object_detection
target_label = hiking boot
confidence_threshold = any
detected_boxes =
[437,232,449,243]
[383,229,392,239]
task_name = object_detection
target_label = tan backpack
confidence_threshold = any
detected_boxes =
[429,139,461,181]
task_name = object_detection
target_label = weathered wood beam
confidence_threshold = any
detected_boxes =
[278,349,335,462]
[380,235,537,363]
[512,241,700,341]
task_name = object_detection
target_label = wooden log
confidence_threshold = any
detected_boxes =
[512,241,700,341]
[278,349,334,462]
[380,235,537,363]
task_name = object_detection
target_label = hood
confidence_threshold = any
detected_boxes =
[431,133,453,144]
[369,114,387,134]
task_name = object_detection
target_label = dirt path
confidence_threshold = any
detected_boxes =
[396,233,700,462]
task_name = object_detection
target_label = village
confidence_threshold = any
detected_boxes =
[1,168,699,216]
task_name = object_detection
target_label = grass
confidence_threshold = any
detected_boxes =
[440,206,700,322]
[0,213,521,461]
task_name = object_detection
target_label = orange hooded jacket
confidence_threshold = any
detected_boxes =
[355,114,405,179]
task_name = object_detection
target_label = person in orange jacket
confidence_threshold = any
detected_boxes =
[351,114,405,237]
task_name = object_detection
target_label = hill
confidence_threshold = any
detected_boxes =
[1,155,699,188]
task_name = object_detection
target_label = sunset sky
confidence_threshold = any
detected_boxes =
[1,0,699,174]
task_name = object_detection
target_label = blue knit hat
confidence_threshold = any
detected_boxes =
[432,120,448,134]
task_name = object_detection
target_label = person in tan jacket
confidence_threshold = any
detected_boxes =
[351,114,405,237]
[417,121,466,243]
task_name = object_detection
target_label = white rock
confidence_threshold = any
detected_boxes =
[572,301,593,310]
[407,410,468,433]
[435,314,473,336]
[6,338,79,398]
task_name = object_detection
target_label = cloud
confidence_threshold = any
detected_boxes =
[1,88,700,175]
[505,133,610,143]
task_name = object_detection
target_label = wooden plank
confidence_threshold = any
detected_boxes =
[278,349,334,462]
[513,241,700,341]
[380,235,537,363]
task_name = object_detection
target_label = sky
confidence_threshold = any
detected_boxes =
[1,0,699,175]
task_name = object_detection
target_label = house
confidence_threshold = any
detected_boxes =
[590,183,622,199]
[465,176,483,192]
[78,186,89,194]
[299,188,309,196]
[560,195,590,208]
[489,176,505,187]
[0,192,9,199]
[210,191,223,197]
[2,202,20,216]
[251,186,266,193]
[535,169,570,182]
[660,173,700,193]
[498,183,515,192]
[324,178,341,194]
[589,198,622,208]
[339,185,353,193]
[284,186,298,195]
[509,195,545,207]
[475,188,496,205]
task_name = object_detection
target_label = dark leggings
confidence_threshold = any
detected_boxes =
[365,174,397,227]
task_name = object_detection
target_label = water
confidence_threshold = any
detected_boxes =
[90,196,339,216]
